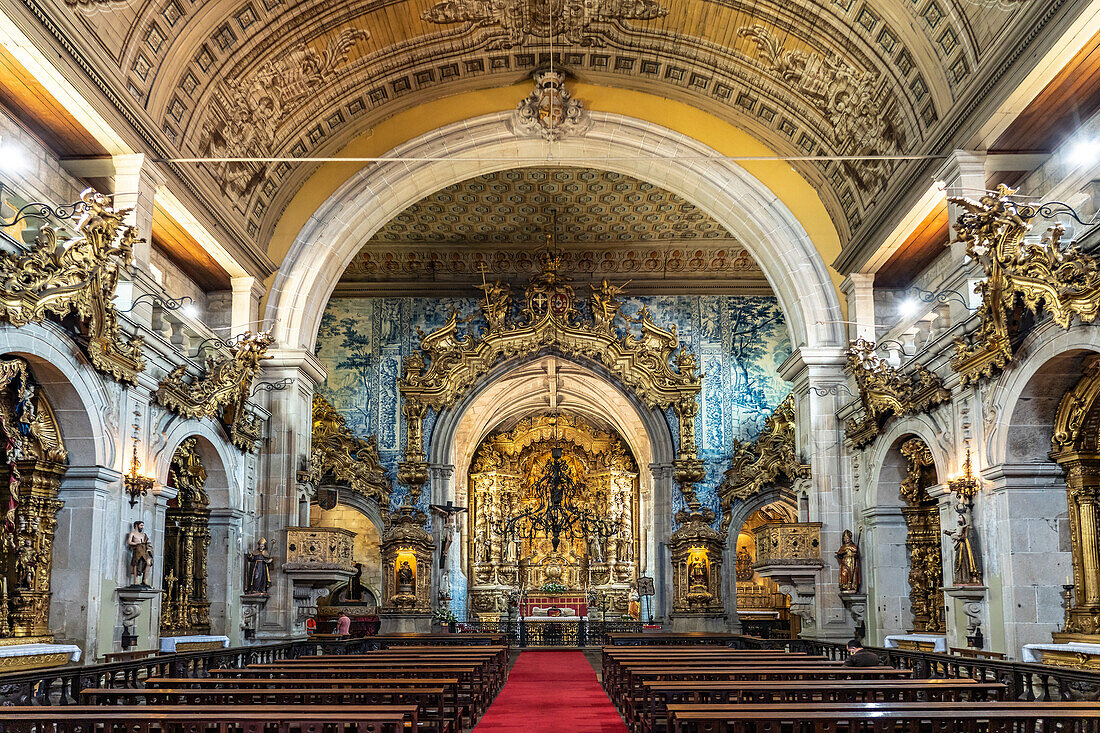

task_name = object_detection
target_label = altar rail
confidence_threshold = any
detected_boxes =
[793,638,1100,702]
[466,619,642,647]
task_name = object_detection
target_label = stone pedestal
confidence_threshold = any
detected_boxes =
[240,594,268,641]
[379,611,433,634]
[944,585,987,650]
[839,592,868,639]
[116,586,162,653]
[669,613,728,633]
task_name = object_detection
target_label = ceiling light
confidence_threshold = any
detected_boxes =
[181,304,199,319]
[0,139,28,175]
[899,298,919,319]
[1071,138,1100,165]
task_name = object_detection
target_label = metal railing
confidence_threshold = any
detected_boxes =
[794,638,1100,701]
[0,637,376,706]
[466,619,643,647]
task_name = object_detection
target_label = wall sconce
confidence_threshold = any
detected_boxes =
[947,447,980,500]
[124,416,154,507]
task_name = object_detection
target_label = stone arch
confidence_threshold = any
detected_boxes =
[721,486,799,630]
[265,112,846,354]
[0,322,112,468]
[159,431,238,638]
[427,351,676,618]
[861,426,946,644]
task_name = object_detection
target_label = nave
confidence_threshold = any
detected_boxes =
[4,632,1100,731]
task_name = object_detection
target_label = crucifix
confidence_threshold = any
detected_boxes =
[476,261,491,309]
[429,500,468,569]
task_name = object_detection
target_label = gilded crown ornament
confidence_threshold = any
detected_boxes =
[844,338,950,448]
[949,185,1100,385]
[399,251,703,517]
[155,331,274,452]
[0,189,145,384]
[717,394,810,533]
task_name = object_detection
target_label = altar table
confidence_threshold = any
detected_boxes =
[884,634,948,652]
[160,635,230,653]
[0,643,81,671]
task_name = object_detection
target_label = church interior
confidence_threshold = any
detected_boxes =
[3,0,1100,728]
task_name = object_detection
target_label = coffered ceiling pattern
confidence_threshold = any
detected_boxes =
[335,167,771,296]
[36,0,1033,256]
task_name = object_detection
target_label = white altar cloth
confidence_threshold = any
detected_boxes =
[884,634,948,652]
[159,635,230,653]
[0,643,81,662]
[1022,642,1100,663]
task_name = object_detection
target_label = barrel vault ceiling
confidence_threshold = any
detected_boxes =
[333,167,772,296]
[17,0,1056,270]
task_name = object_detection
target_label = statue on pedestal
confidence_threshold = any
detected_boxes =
[397,560,415,595]
[127,520,152,588]
[688,554,708,593]
[836,528,862,593]
[945,503,982,585]
[244,537,274,595]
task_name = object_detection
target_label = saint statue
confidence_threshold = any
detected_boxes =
[244,537,274,595]
[15,537,35,588]
[688,554,709,592]
[836,529,862,593]
[736,546,753,582]
[628,588,640,621]
[397,560,415,595]
[127,520,152,587]
[945,504,982,585]
[587,533,604,563]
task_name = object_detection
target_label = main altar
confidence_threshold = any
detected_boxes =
[467,413,640,620]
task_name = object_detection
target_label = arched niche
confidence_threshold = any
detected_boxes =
[310,502,383,608]
[429,353,674,617]
[729,499,798,638]
[863,434,944,641]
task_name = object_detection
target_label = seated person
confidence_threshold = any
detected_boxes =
[842,638,882,667]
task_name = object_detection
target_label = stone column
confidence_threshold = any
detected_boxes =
[208,507,245,645]
[649,462,672,620]
[230,277,265,336]
[841,274,877,343]
[984,462,1070,655]
[49,466,119,656]
[253,348,326,640]
[784,346,851,640]
[936,150,988,323]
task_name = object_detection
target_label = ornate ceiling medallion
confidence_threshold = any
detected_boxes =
[155,331,274,452]
[510,70,590,141]
[716,394,809,532]
[197,29,367,200]
[399,252,702,509]
[0,189,145,384]
[845,339,950,449]
[305,394,392,509]
[421,0,668,49]
[949,186,1100,385]
[738,25,904,193]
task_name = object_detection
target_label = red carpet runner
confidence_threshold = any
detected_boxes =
[475,650,628,732]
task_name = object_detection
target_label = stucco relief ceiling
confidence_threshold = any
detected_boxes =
[334,167,772,296]
[39,0,1036,254]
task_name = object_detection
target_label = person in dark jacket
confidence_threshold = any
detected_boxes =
[842,639,882,667]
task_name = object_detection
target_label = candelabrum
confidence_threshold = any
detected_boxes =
[947,448,980,501]
[1061,584,1076,623]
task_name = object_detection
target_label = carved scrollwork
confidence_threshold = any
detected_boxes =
[155,331,274,452]
[306,394,392,508]
[716,395,810,533]
[949,185,1100,385]
[0,189,144,384]
[400,252,702,506]
[844,339,951,449]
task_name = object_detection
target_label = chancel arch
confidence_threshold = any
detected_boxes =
[266,112,846,355]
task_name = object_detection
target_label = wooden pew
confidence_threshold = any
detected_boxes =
[81,687,450,733]
[142,676,469,726]
[602,649,819,691]
[634,679,1003,733]
[0,704,417,733]
[665,701,1100,733]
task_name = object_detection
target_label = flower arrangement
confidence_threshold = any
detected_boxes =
[540,581,568,593]
[433,607,457,624]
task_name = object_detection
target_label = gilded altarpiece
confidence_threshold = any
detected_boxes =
[468,415,638,619]
[899,438,945,634]
[1051,355,1100,643]
[160,439,211,635]
[0,360,68,642]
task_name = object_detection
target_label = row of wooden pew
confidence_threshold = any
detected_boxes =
[601,643,1100,733]
[0,643,509,732]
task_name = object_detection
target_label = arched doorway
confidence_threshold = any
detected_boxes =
[734,502,798,639]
